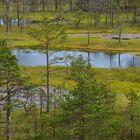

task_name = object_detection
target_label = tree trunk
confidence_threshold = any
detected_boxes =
[55,0,58,12]
[111,11,114,28]
[6,0,10,32]
[118,25,122,44]
[16,0,20,28]
[6,92,11,140]
[69,0,72,11]
[105,12,108,25]
[42,0,45,12]
[40,92,43,129]
[22,0,25,13]
[46,41,50,112]
[53,100,56,139]
[130,97,134,140]
[133,8,137,23]
[0,106,2,136]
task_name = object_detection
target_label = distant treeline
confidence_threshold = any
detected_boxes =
[1,0,140,32]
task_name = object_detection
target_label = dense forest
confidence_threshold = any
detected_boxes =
[2,0,140,31]
[0,0,140,140]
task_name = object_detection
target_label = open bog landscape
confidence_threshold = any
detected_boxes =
[0,1,140,140]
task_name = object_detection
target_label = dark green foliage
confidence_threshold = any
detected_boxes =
[124,90,140,140]
[0,40,25,140]
[0,40,23,87]
[34,133,48,140]
[70,55,92,81]
[59,56,117,140]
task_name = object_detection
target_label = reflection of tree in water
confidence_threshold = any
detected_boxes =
[87,51,90,65]
[12,50,140,68]
[111,53,136,68]
[126,55,135,67]
[130,56,135,67]
[133,56,135,67]
[109,53,122,68]
[109,53,112,68]
[119,53,121,68]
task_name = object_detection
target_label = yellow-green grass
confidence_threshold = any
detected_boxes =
[0,26,41,49]
[64,36,140,52]
[18,11,140,34]
[66,26,140,34]
[10,11,134,30]
[1,66,140,139]
[11,35,140,51]
[1,25,140,51]
[21,66,140,108]
[22,11,56,21]
[0,110,40,140]
[1,9,140,34]
[21,66,140,93]
[135,52,140,56]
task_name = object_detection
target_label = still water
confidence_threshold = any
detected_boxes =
[0,19,33,25]
[13,49,140,68]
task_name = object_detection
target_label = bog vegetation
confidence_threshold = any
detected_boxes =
[0,0,140,140]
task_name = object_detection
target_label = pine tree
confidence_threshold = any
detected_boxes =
[0,40,24,140]
[30,16,66,113]
[125,90,140,140]
[59,56,117,140]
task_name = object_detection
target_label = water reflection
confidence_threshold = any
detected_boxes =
[13,49,140,68]
[0,19,33,25]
